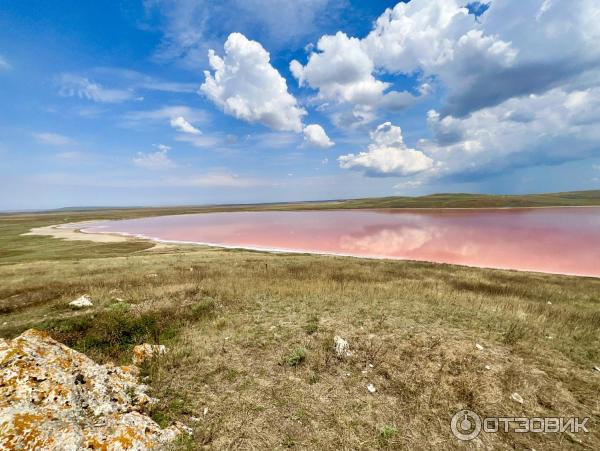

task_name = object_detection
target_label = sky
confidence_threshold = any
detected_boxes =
[1,0,599,210]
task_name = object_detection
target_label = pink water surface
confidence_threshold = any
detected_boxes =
[82,208,600,277]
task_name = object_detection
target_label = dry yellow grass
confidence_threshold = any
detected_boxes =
[2,239,599,449]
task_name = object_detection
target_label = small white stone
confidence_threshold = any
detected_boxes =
[475,343,484,351]
[180,424,193,436]
[368,364,374,368]
[593,366,600,372]
[203,407,209,416]
[547,301,552,305]
[511,392,524,404]
[69,295,93,308]
[334,336,351,358]
[485,365,491,370]
[367,383,376,394]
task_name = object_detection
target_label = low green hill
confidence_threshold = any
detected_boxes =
[312,190,600,209]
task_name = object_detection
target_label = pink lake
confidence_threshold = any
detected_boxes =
[82,207,600,277]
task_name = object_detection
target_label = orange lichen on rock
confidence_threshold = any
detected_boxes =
[0,329,185,450]
[132,344,167,366]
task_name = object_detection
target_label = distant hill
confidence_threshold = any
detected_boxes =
[2,190,600,217]
[320,190,600,209]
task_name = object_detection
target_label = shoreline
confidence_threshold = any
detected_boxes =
[23,222,173,250]
[25,206,600,279]
[79,224,598,280]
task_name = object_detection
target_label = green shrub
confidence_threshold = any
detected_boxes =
[75,312,159,353]
[41,316,93,334]
[41,308,162,361]
[283,347,307,367]
[379,425,397,441]
[502,321,528,345]
[192,297,216,319]
[150,410,170,428]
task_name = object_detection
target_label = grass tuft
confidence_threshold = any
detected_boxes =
[283,347,307,367]
[378,425,397,441]
[502,321,529,345]
[304,314,319,335]
[191,297,216,319]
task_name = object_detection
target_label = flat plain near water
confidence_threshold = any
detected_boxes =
[82,207,600,277]
[1,204,600,449]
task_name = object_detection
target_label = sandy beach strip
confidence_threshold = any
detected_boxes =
[23,222,132,243]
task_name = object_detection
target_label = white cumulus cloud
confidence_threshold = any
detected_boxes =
[339,87,600,182]
[291,32,387,106]
[303,124,334,148]
[419,87,600,180]
[201,32,306,132]
[360,0,600,117]
[290,1,515,122]
[170,116,201,134]
[304,0,600,181]
[290,31,420,126]
[338,122,433,177]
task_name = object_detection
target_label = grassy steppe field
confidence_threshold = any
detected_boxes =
[1,191,600,449]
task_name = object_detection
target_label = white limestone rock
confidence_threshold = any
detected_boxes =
[69,295,93,309]
[334,336,352,358]
[0,329,184,450]
[511,392,524,404]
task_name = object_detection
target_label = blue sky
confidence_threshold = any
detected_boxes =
[1,0,599,210]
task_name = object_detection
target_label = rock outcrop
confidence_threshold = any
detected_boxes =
[0,329,184,450]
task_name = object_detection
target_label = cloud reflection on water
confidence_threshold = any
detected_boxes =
[83,208,600,277]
